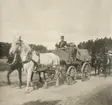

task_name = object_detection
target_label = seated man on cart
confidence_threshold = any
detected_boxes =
[55,36,80,64]
[55,36,68,49]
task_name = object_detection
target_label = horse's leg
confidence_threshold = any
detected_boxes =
[96,65,99,75]
[26,71,32,92]
[94,66,96,76]
[104,66,107,78]
[43,72,46,80]
[7,69,14,85]
[26,66,34,93]
[43,71,50,88]
[55,69,60,87]
[109,65,111,75]
[38,72,42,83]
[18,68,22,88]
[98,66,100,75]
[31,72,34,82]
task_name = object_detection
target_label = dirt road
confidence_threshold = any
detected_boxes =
[0,74,112,105]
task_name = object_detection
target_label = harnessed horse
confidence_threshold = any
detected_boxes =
[91,53,98,75]
[101,53,111,77]
[9,36,61,92]
[7,54,23,87]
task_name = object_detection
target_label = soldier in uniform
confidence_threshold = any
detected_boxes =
[55,36,68,49]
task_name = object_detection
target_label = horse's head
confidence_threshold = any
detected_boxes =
[102,54,110,65]
[9,36,22,56]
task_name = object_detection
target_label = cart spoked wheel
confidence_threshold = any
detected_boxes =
[66,66,77,85]
[81,62,91,81]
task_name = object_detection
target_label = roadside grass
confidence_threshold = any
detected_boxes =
[0,59,10,72]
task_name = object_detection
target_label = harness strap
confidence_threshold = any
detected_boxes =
[21,51,33,64]
[21,60,31,64]
[21,51,40,73]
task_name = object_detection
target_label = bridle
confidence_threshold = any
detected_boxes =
[8,41,22,65]
[13,40,40,66]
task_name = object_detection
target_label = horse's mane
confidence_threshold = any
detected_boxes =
[21,41,31,54]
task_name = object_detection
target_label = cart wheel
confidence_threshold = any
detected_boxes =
[66,66,77,85]
[81,62,91,81]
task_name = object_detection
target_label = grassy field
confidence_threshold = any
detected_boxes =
[0,59,10,71]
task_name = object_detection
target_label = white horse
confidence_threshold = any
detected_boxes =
[9,36,61,92]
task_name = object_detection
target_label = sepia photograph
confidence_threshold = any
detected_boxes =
[0,0,112,105]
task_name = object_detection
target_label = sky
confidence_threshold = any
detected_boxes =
[1,0,112,49]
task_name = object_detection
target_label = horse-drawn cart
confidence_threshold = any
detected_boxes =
[51,47,92,84]
[9,36,92,92]
[34,47,91,86]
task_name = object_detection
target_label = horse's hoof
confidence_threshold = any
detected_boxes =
[64,82,67,85]
[56,83,59,87]
[19,84,22,88]
[56,85,59,87]
[7,82,11,85]
[82,79,85,81]
[33,86,36,90]
[43,85,48,89]
[104,75,107,78]
[25,88,29,93]
[19,86,22,89]
[43,86,48,89]
[73,80,77,84]
[25,90,30,94]
[43,84,48,89]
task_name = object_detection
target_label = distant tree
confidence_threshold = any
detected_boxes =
[0,42,11,58]
[35,45,47,53]
[78,37,112,53]
[0,42,48,58]
[29,44,47,53]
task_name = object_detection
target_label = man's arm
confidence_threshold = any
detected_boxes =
[55,43,59,48]
[65,41,68,47]
[58,42,61,48]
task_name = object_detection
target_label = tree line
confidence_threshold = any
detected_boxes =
[78,37,112,53]
[0,42,11,58]
[0,42,47,58]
